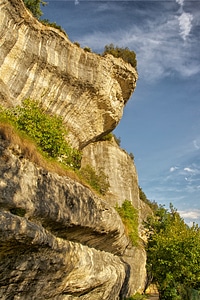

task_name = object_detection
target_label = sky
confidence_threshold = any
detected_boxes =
[42,0,200,226]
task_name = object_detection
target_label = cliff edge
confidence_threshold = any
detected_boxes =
[0,0,150,299]
[0,0,137,149]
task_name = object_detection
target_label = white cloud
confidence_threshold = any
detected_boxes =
[178,12,193,40]
[184,167,195,173]
[193,139,200,150]
[170,166,179,172]
[179,209,200,220]
[176,0,184,6]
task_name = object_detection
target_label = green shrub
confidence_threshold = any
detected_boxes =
[98,133,113,142]
[103,44,137,69]
[115,200,139,246]
[0,99,81,170]
[79,165,110,195]
[74,42,80,47]
[113,134,121,146]
[125,293,147,299]
[23,0,47,19]
[41,19,67,36]
[84,46,92,52]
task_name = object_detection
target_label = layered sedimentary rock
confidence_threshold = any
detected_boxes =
[0,137,129,299]
[81,139,149,295]
[81,139,139,208]
[0,0,151,298]
[0,0,138,148]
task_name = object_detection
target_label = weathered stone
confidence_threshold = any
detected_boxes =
[81,139,148,295]
[0,211,126,300]
[0,0,151,298]
[81,139,139,208]
[0,137,130,299]
[0,0,138,148]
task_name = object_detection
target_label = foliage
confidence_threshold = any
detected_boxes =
[103,43,137,69]
[0,100,81,170]
[84,46,92,52]
[145,204,200,299]
[23,0,47,19]
[98,133,113,142]
[74,42,80,47]
[129,152,134,161]
[79,165,110,195]
[125,293,147,299]
[41,19,67,35]
[115,200,139,246]
[139,186,158,211]
[113,134,121,146]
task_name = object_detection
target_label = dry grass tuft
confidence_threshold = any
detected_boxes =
[0,122,85,184]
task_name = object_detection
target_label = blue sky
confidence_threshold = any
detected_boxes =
[42,0,200,225]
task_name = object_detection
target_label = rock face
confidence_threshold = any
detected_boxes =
[0,0,138,149]
[0,137,128,299]
[81,139,140,208]
[0,0,150,299]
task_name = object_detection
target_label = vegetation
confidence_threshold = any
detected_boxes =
[102,44,137,69]
[115,200,139,246]
[0,99,81,170]
[139,186,158,211]
[23,0,46,19]
[79,165,110,195]
[84,46,92,52]
[145,204,200,299]
[125,293,147,300]
[40,19,67,36]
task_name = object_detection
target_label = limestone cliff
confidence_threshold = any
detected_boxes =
[0,0,137,149]
[0,0,150,299]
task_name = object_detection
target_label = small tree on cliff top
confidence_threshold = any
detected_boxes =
[23,0,47,19]
[102,43,137,69]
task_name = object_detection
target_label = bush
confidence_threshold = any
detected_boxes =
[98,133,113,142]
[102,44,137,69]
[79,165,110,195]
[84,46,92,52]
[0,99,81,170]
[115,200,139,246]
[41,19,67,36]
[23,0,47,19]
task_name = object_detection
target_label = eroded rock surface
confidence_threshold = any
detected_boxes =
[0,0,138,148]
[0,137,130,299]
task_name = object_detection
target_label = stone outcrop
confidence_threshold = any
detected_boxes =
[81,139,139,208]
[81,139,149,295]
[0,0,151,298]
[0,137,128,299]
[0,0,138,149]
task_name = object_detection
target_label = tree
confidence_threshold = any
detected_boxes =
[23,0,47,19]
[145,204,200,299]
[102,44,137,69]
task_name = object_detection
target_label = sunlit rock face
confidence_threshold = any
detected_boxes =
[0,0,151,298]
[0,0,138,149]
[0,137,129,299]
[81,139,140,208]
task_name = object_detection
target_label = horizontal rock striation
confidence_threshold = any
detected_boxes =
[0,136,130,299]
[82,139,140,208]
[0,211,126,300]
[0,0,138,148]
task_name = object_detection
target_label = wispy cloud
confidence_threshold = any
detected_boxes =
[77,2,199,82]
[177,12,193,40]
[175,0,193,40]
[179,209,200,220]
[170,166,179,172]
